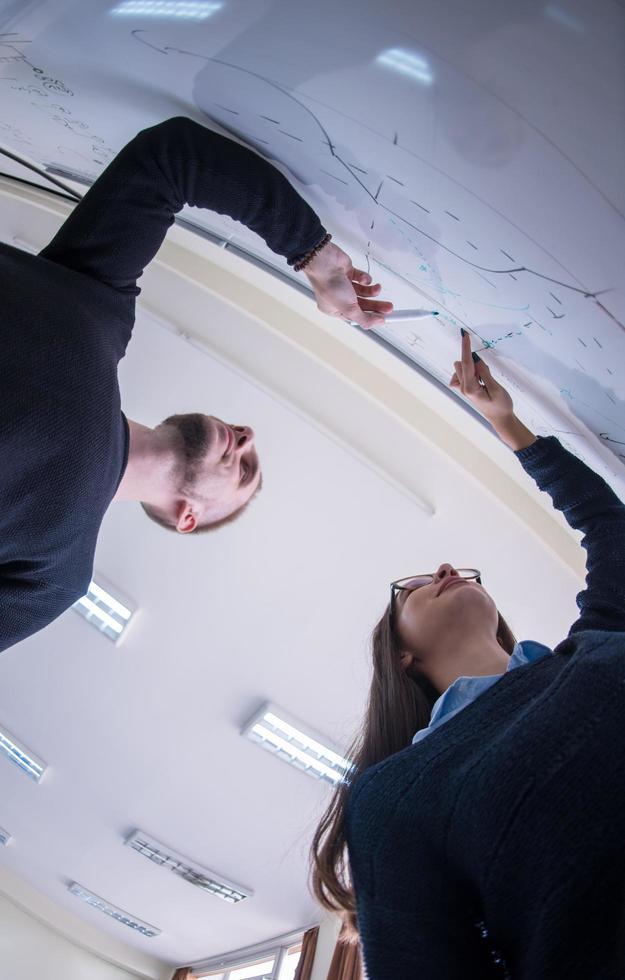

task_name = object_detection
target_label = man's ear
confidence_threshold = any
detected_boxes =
[175,501,198,534]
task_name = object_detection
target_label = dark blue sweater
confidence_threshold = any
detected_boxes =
[0,117,325,653]
[346,435,625,979]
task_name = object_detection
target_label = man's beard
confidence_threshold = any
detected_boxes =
[161,413,210,490]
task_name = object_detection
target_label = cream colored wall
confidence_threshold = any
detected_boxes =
[0,866,171,980]
[0,893,161,980]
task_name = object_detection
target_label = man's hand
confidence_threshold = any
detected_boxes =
[450,332,536,450]
[303,242,393,329]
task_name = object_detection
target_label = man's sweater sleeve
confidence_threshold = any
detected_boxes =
[39,116,326,295]
[0,576,80,655]
[515,435,625,635]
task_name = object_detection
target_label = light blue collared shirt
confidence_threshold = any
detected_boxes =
[412,640,553,745]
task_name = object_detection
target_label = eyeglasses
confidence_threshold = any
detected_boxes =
[390,568,482,619]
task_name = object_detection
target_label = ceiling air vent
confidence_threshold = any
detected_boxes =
[0,827,12,846]
[125,830,252,904]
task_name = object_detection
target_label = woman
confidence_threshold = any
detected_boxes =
[311,332,625,979]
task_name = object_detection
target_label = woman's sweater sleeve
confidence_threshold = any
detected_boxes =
[353,898,504,979]
[39,116,326,295]
[515,435,625,635]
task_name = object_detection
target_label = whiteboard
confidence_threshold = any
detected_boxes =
[1,0,624,494]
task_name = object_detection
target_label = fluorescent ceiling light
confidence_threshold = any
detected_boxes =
[0,725,46,782]
[126,830,252,904]
[111,0,221,19]
[0,827,12,846]
[72,579,133,642]
[241,703,351,785]
[68,882,161,937]
[376,48,434,86]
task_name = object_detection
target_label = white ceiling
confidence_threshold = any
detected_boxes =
[0,0,621,973]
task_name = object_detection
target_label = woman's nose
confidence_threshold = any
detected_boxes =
[435,562,458,580]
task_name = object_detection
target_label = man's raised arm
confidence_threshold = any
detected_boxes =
[39,116,392,327]
[39,116,325,295]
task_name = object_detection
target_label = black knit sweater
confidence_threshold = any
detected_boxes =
[0,117,325,653]
[346,436,625,979]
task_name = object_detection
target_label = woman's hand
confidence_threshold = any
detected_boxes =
[450,333,537,450]
[304,242,393,329]
[449,332,514,427]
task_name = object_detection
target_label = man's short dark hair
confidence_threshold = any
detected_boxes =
[140,474,263,534]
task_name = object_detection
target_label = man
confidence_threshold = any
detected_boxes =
[0,115,392,654]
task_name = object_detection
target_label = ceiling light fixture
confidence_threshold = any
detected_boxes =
[241,703,351,785]
[110,1,221,20]
[125,830,252,904]
[0,725,46,782]
[376,48,434,86]
[68,882,161,937]
[72,579,133,642]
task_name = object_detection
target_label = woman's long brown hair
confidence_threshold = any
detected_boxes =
[310,603,516,940]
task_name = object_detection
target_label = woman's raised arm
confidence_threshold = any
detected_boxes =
[451,332,625,636]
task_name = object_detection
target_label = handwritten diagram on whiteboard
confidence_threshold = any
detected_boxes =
[1,0,624,494]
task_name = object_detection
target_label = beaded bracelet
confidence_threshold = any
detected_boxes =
[293,232,332,272]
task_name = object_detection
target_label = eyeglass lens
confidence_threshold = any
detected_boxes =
[395,576,433,590]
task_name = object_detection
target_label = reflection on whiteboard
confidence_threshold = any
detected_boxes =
[0,0,624,495]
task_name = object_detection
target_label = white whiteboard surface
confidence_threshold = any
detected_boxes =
[1,0,624,494]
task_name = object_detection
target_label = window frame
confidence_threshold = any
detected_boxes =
[195,937,303,980]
